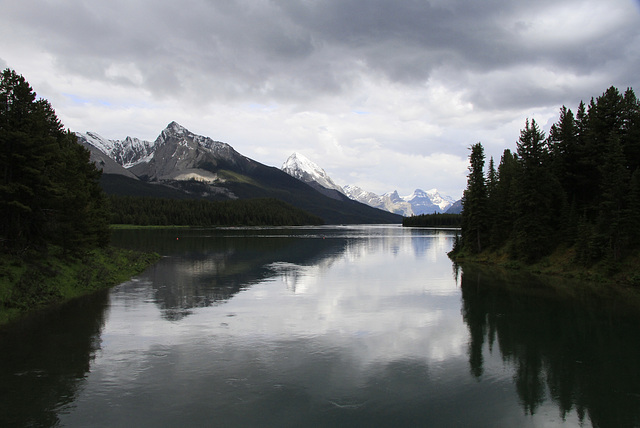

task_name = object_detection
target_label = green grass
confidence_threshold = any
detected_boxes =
[0,246,160,326]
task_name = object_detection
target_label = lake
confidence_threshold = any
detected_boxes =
[1,225,639,427]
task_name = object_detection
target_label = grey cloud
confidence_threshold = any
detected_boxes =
[4,0,639,110]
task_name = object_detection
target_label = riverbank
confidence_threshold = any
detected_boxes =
[0,246,160,326]
[449,244,640,288]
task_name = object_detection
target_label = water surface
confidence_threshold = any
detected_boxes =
[1,225,638,427]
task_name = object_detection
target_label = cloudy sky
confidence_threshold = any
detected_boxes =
[2,0,640,198]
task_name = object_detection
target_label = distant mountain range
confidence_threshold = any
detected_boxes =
[76,122,402,224]
[281,152,462,215]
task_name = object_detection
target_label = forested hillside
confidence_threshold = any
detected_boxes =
[452,86,640,269]
[108,195,324,226]
[402,213,462,228]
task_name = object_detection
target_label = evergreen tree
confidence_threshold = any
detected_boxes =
[513,119,562,261]
[486,156,498,198]
[621,88,640,173]
[597,134,630,261]
[548,106,579,197]
[453,85,640,268]
[489,149,519,248]
[0,69,109,254]
[460,143,488,254]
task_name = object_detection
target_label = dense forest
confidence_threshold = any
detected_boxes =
[108,195,324,226]
[452,86,640,268]
[0,69,110,256]
[402,213,462,227]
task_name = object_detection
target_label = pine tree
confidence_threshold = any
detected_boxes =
[489,149,519,248]
[597,134,630,261]
[460,143,488,254]
[513,119,562,261]
[0,69,109,254]
[621,88,640,173]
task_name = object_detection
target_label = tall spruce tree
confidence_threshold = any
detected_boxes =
[514,118,563,261]
[0,69,109,254]
[460,143,488,254]
[489,149,519,248]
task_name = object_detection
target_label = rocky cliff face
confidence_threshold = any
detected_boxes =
[127,121,249,182]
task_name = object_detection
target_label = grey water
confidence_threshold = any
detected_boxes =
[1,225,639,427]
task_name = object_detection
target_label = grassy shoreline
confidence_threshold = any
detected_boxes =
[0,246,161,327]
[449,244,640,288]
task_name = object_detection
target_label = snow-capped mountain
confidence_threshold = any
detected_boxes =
[343,186,414,216]
[344,186,456,215]
[282,153,345,194]
[127,121,243,182]
[280,152,458,215]
[281,152,348,200]
[77,122,402,224]
[403,189,457,215]
[79,121,247,185]
[75,131,156,168]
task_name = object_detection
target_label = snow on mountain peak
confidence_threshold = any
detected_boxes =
[166,121,188,135]
[282,152,344,193]
[401,188,456,213]
[76,131,156,168]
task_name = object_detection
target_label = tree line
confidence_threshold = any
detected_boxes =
[402,213,462,227]
[452,86,640,265]
[0,69,110,255]
[108,195,324,226]
[0,69,325,258]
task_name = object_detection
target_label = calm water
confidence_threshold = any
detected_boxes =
[1,225,639,427]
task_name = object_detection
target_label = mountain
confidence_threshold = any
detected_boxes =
[78,122,401,224]
[343,186,414,216]
[344,185,457,215]
[445,199,463,214]
[281,152,347,201]
[77,137,139,180]
[403,189,457,215]
[279,152,459,216]
[76,131,156,168]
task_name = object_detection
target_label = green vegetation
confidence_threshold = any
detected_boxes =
[0,69,110,256]
[402,213,462,227]
[0,247,160,325]
[108,195,325,226]
[451,86,640,286]
[0,69,158,324]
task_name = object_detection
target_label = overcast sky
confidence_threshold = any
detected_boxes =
[2,0,640,198]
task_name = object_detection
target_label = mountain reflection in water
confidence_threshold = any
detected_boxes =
[1,226,638,427]
[110,226,448,321]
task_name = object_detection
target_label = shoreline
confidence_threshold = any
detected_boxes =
[0,246,161,327]
[449,245,640,292]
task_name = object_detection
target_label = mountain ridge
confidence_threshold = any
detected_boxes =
[76,122,402,224]
[279,152,461,215]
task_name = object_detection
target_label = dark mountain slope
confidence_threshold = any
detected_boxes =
[88,122,401,224]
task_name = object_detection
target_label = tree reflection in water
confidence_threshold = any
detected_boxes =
[459,264,640,427]
[0,290,110,426]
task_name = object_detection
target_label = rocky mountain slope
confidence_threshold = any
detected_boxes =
[77,123,401,224]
